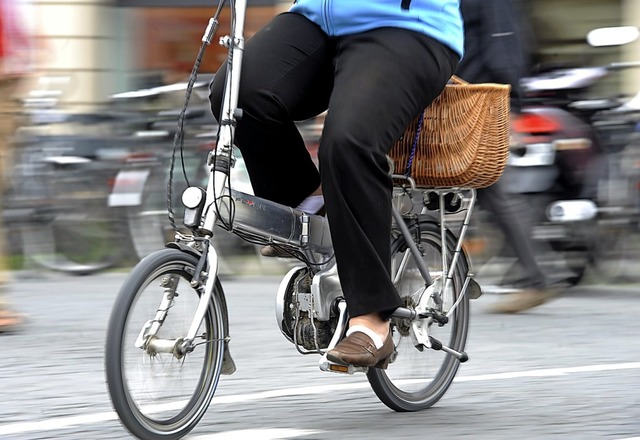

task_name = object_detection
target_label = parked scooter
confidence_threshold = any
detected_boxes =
[470,27,640,288]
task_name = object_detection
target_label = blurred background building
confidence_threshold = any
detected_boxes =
[527,0,640,95]
[26,0,291,111]
[22,0,640,111]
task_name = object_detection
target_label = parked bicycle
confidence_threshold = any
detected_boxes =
[2,96,134,275]
[104,2,509,439]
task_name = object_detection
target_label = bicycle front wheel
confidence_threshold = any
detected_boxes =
[368,219,470,411]
[105,248,227,440]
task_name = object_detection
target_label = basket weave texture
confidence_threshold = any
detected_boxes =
[389,76,511,189]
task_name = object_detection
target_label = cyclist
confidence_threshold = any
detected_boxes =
[209,1,463,367]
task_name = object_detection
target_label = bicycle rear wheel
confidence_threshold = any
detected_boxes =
[368,219,470,411]
[105,248,227,440]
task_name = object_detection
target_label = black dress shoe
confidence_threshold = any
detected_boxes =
[327,330,394,369]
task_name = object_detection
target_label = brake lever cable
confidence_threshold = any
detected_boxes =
[167,0,226,234]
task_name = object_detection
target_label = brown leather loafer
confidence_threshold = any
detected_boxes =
[326,330,394,369]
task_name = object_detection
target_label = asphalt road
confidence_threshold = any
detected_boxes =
[0,269,638,440]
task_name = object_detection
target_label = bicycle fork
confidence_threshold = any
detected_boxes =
[135,243,220,359]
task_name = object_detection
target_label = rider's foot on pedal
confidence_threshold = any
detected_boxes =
[487,288,557,314]
[327,313,393,368]
[327,325,394,369]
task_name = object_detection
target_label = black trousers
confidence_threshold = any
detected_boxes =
[210,13,458,317]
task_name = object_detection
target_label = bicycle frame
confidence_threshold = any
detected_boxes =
[153,0,476,363]
[106,5,492,437]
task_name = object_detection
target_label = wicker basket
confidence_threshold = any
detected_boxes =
[389,76,511,189]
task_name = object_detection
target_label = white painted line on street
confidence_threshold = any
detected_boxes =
[0,362,638,436]
[454,362,640,382]
[189,428,321,439]
[0,412,118,436]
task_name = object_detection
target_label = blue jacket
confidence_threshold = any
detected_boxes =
[289,0,464,57]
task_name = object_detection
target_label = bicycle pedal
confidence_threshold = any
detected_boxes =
[319,355,368,375]
[428,336,469,362]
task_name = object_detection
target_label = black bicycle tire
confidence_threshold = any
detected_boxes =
[367,219,470,412]
[105,248,227,440]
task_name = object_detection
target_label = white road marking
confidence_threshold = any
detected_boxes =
[454,362,640,381]
[189,428,320,439]
[0,362,638,436]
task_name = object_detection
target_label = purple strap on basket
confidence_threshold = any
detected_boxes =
[405,110,425,177]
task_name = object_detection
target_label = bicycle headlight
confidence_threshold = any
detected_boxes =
[182,187,206,228]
